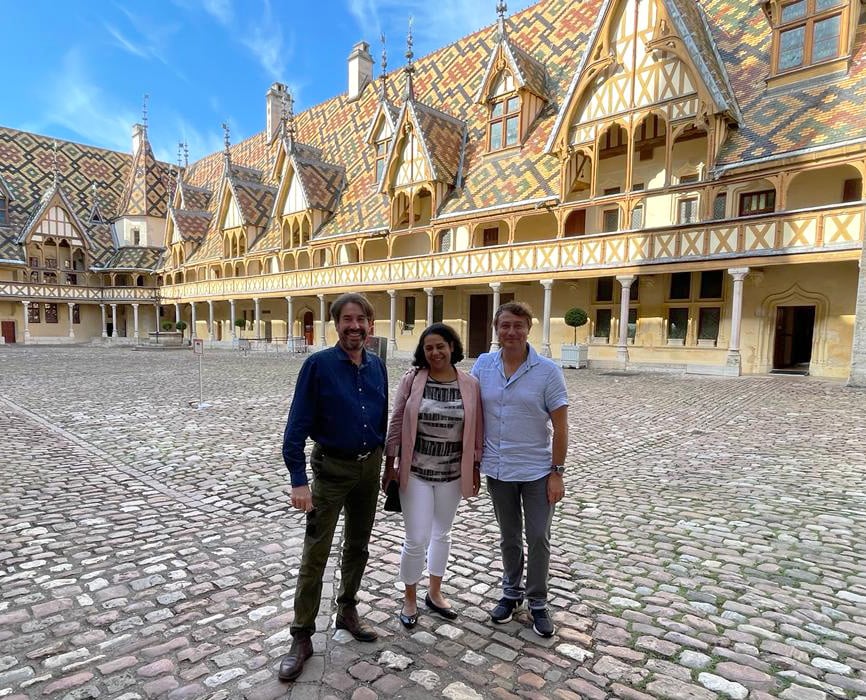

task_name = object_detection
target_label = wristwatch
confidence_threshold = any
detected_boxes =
[551,465,565,475]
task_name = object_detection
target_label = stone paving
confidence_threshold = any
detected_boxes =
[1,345,865,700]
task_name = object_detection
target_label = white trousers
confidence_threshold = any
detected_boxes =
[399,473,462,585]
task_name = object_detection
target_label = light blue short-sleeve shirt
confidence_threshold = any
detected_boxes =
[471,344,569,482]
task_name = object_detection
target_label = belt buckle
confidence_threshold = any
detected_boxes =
[356,451,371,461]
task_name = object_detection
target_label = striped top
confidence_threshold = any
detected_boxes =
[410,378,464,482]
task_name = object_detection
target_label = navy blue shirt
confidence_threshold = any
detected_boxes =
[282,344,388,487]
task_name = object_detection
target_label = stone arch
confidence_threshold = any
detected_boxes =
[757,283,831,372]
[786,164,863,210]
[596,121,629,194]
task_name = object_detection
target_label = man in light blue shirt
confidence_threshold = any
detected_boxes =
[471,301,569,638]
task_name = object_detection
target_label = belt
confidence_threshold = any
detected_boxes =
[315,444,374,462]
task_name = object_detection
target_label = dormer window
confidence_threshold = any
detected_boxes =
[488,71,520,152]
[375,139,389,182]
[771,0,848,76]
[0,196,7,225]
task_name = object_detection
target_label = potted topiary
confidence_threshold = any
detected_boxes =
[561,307,589,368]
[175,320,188,343]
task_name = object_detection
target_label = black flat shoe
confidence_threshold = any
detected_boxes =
[398,609,418,628]
[425,593,458,620]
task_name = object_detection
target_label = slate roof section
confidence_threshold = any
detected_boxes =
[103,246,164,271]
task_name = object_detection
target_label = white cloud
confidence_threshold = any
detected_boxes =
[31,48,138,153]
[192,0,292,83]
[240,0,292,82]
[104,23,150,59]
[201,0,233,25]
[347,0,535,55]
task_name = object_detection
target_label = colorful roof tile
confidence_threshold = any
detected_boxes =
[103,246,164,271]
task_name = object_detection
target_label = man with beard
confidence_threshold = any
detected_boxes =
[279,292,388,682]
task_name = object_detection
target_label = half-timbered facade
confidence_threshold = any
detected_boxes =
[2,0,866,380]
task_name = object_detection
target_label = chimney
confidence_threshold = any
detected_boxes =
[348,41,373,101]
[132,123,145,155]
[266,82,288,142]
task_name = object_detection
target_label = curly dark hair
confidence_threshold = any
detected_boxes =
[412,323,465,368]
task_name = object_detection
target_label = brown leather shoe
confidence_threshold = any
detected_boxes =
[278,635,313,682]
[335,608,378,642]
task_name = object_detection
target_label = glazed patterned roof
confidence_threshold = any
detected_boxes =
[103,246,164,271]
[4,0,854,272]
[476,24,550,102]
[0,127,134,266]
[294,155,345,213]
[171,209,212,243]
[707,0,866,165]
[178,181,212,211]
[119,137,172,218]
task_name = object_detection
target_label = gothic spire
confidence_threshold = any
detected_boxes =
[496,1,508,39]
[222,122,231,167]
[403,17,415,101]
[379,32,389,102]
[142,94,150,136]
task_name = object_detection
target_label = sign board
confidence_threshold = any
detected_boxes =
[192,338,204,355]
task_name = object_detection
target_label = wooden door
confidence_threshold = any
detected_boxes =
[1,321,15,344]
[303,311,314,346]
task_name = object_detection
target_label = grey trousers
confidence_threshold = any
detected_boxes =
[487,475,554,610]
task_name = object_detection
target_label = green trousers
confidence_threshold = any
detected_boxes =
[290,445,382,637]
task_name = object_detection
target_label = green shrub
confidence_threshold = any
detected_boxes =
[564,307,588,344]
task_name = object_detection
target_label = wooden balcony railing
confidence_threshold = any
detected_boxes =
[0,282,158,302]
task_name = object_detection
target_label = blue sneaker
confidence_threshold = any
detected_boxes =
[530,607,555,637]
[490,597,522,623]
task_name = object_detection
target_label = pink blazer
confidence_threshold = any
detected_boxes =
[385,368,484,499]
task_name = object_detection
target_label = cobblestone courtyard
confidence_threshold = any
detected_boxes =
[1,346,865,700]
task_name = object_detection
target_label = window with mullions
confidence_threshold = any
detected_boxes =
[775,0,845,73]
[489,94,520,151]
[72,304,81,324]
[678,197,699,225]
[739,190,776,216]
[45,304,58,324]
[0,196,7,225]
[28,304,41,324]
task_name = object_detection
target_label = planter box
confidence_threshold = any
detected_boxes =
[560,343,588,369]
[148,331,183,347]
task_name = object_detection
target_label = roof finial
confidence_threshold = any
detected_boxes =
[285,91,296,151]
[142,94,150,135]
[379,32,389,102]
[91,182,99,206]
[403,16,415,101]
[496,1,508,38]
[183,141,189,168]
[177,142,183,168]
[222,122,231,164]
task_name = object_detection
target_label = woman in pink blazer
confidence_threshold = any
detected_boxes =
[382,323,483,628]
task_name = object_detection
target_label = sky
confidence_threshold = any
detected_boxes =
[1,0,536,165]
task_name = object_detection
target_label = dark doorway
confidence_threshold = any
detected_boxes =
[772,305,815,374]
[1,321,15,344]
[467,292,514,357]
[303,311,314,346]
